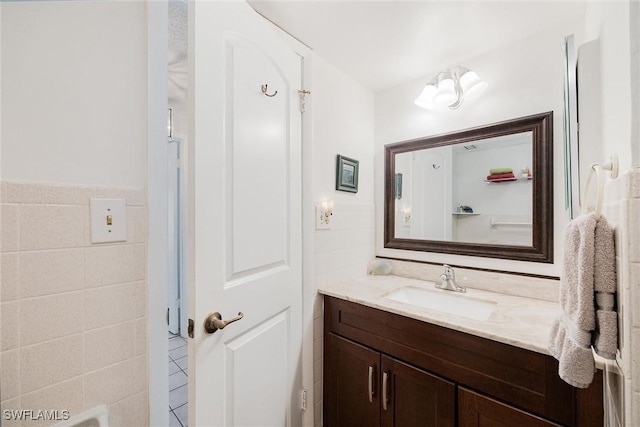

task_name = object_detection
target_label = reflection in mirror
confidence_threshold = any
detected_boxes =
[395,132,533,246]
[384,112,553,263]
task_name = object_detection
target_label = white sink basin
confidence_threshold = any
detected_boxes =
[384,286,497,321]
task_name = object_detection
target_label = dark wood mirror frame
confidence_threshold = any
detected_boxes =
[384,111,553,263]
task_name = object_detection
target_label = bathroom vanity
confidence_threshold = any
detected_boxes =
[321,276,603,427]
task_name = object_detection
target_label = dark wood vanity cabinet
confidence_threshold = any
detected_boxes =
[323,296,603,427]
[325,333,455,427]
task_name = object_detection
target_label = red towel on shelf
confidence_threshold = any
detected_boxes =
[486,172,516,181]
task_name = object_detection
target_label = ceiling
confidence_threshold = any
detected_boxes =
[169,1,585,99]
[247,0,586,92]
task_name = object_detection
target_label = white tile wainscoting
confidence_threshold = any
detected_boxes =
[0,181,148,427]
[312,202,375,427]
[602,169,640,426]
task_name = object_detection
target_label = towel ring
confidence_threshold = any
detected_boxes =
[581,155,619,219]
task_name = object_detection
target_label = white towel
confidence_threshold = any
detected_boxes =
[548,213,618,388]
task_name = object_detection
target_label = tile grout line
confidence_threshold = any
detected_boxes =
[173,402,188,427]
[170,409,185,427]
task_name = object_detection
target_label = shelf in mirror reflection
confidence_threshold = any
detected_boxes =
[452,212,480,216]
[484,176,532,183]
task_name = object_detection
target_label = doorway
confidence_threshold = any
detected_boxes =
[151,1,314,425]
[167,136,188,426]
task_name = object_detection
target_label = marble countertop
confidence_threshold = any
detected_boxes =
[318,274,560,355]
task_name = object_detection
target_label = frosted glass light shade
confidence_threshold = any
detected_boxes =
[415,66,486,110]
[459,70,487,99]
[433,78,457,108]
[414,84,437,109]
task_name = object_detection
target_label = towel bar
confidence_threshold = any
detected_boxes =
[490,219,532,228]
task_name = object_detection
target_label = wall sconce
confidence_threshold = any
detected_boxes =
[414,66,487,110]
[316,201,333,230]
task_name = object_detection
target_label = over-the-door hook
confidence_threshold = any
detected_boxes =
[261,84,277,97]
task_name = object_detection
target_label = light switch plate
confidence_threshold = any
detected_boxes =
[90,198,127,243]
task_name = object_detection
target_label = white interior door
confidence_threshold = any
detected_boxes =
[187,1,303,426]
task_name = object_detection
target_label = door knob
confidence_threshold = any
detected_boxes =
[204,311,244,334]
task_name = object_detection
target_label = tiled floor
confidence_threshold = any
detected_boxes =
[169,332,188,427]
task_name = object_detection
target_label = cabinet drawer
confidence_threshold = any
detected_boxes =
[324,296,602,426]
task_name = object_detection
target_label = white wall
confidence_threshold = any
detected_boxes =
[583,2,637,425]
[311,55,375,427]
[0,2,153,425]
[0,2,2,181]
[311,55,376,282]
[375,20,584,276]
[1,1,147,188]
[584,1,632,173]
[148,1,170,426]
[312,57,375,204]
[632,1,640,168]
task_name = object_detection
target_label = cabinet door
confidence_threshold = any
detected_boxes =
[459,387,563,427]
[324,333,380,427]
[381,355,455,427]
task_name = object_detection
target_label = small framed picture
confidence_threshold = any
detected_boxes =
[336,154,359,193]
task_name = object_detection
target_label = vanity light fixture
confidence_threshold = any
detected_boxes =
[414,66,487,110]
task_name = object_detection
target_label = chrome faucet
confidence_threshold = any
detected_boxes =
[435,264,466,293]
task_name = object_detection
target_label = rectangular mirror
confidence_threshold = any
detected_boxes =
[384,112,553,263]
